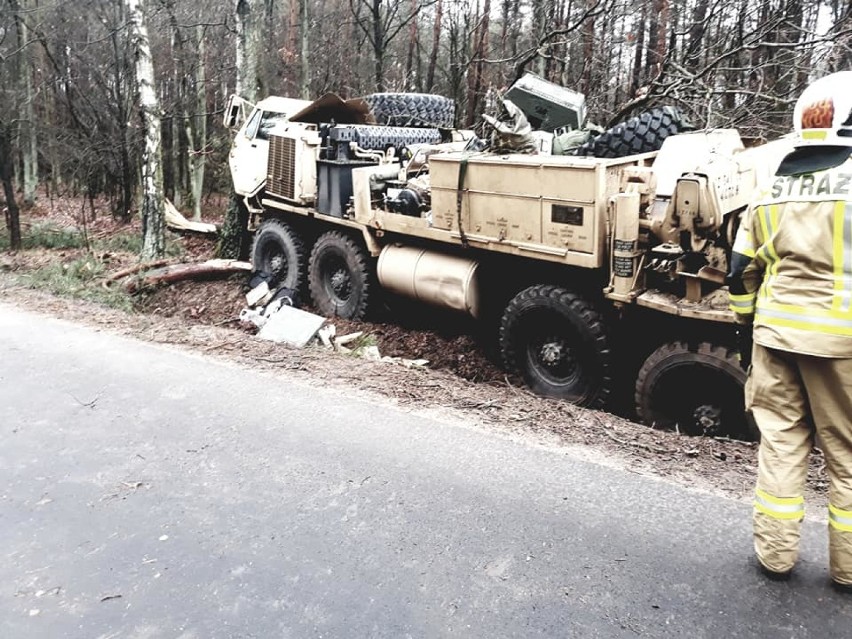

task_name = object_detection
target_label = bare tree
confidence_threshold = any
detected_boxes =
[217,0,263,259]
[126,0,166,260]
[349,0,435,90]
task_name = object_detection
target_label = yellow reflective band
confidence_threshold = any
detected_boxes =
[802,130,828,140]
[729,293,755,314]
[830,504,852,532]
[832,202,852,312]
[733,228,755,258]
[755,206,777,299]
[755,489,804,521]
[756,305,852,336]
[768,205,781,278]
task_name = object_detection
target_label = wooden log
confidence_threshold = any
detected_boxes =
[125,259,252,293]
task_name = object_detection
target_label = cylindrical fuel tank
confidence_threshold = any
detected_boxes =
[377,245,480,318]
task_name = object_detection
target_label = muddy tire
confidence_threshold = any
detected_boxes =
[635,341,756,440]
[363,93,456,129]
[576,106,690,158]
[499,285,611,408]
[308,231,374,320]
[250,219,306,290]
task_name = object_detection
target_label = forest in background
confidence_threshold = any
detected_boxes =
[1,0,851,235]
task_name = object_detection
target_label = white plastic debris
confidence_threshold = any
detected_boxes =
[257,306,326,347]
[245,281,272,307]
[317,325,336,348]
[239,307,267,328]
[359,345,382,361]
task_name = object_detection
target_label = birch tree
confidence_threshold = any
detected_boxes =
[13,0,38,207]
[217,0,262,259]
[126,0,165,260]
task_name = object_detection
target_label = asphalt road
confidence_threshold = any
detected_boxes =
[1,303,851,638]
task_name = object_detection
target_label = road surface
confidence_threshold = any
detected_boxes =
[1,303,850,638]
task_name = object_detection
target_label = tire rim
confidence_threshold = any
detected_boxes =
[524,313,583,388]
[259,239,287,279]
[323,254,352,302]
[649,362,747,438]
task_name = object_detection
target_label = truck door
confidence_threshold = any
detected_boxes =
[229,108,289,197]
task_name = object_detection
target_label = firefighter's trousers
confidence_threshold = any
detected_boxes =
[747,343,852,582]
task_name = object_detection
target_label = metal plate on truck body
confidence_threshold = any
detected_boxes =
[424,152,654,267]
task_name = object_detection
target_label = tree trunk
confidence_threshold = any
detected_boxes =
[187,25,207,221]
[683,0,710,72]
[235,0,262,103]
[13,0,38,207]
[426,0,443,92]
[126,0,165,260]
[372,0,385,90]
[1,122,23,251]
[217,191,251,259]
[298,0,310,99]
[580,1,596,96]
[219,0,263,259]
[405,0,419,90]
[465,0,490,127]
[630,7,645,97]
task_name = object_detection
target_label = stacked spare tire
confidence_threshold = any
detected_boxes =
[573,106,692,158]
[362,93,456,129]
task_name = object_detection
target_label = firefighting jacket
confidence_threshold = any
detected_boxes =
[728,155,852,357]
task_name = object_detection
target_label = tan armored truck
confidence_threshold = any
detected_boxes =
[225,90,791,440]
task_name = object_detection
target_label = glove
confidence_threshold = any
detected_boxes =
[736,324,753,371]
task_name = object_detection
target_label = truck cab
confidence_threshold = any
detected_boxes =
[226,96,313,203]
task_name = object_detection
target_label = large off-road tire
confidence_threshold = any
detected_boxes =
[499,285,611,408]
[308,231,374,320]
[575,106,690,158]
[635,341,756,441]
[363,93,456,129]
[250,219,306,290]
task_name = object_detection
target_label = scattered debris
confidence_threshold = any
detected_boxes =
[100,594,123,603]
[317,324,336,348]
[257,306,326,347]
[245,281,272,307]
[164,199,217,236]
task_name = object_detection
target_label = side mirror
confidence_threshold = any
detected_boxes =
[223,95,242,129]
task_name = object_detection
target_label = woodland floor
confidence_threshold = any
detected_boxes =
[0,195,831,509]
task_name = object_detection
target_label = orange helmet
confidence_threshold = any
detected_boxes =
[793,71,852,147]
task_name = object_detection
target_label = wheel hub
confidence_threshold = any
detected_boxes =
[329,268,351,299]
[269,253,286,274]
[538,339,578,376]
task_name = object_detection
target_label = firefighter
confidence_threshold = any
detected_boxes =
[728,71,852,587]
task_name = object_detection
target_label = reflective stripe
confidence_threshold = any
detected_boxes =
[802,130,828,140]
[830,504,852,532]
[755,205,780,299]
[756,304,852,335]
[733,228,756,258]
[729,293,755,314]
[754,489,804,520]
[832,202,852,313]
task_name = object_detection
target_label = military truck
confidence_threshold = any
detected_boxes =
[225,89,791,440]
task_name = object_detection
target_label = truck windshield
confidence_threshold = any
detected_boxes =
[256,112,290,141]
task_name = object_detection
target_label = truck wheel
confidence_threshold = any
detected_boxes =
[575,106,690,158]
[499,285,611,408]
[308,231,374,320]
[363,93,456,129]
[250,219,305,290]
[635,341,756,440]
